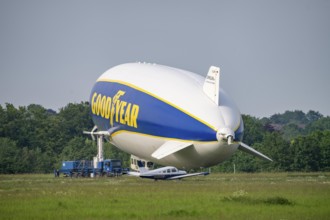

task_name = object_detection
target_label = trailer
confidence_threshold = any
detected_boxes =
[94,159,123,177]
[59,159,126,177]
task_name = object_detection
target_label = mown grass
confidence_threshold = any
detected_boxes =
[0,173,329,219]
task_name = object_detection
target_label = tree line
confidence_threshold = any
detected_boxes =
[0,103,129,173]
[0,103,329,173]
[215,110,330,172]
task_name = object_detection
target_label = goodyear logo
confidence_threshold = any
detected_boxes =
[91,90,139,128]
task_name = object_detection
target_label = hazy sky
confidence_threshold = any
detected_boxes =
[1,0,329,118]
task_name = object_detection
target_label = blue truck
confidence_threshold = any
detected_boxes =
[59,159,125,177]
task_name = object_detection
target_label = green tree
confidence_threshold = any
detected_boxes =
[58,102,93,138]
[242,115,265,145]
[59,136,96,161]
[319,130,330,171]
[290,133,322,171]
[19,147,36,173]
[270,110,308,125]
[0,138,20,174]
[281,123,303,140]
[306,110,323,122]
[305,117,330,133]
[257,132,291,171]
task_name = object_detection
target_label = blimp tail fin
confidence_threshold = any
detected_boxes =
[238,142,273,162]
[151,141,193,160]
[203,66,220,105]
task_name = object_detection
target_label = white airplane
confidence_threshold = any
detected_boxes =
[128,161,209,180]
[87,62,272,170]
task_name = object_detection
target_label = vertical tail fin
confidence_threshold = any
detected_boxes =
[203,66,220,105]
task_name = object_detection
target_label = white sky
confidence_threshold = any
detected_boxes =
[1,0,329,117]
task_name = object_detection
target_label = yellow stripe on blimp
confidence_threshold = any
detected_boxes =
[97,79,217,131]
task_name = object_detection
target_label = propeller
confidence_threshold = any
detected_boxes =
[83,125,98,140]
[83,126,119,162]
[83,126,118,140]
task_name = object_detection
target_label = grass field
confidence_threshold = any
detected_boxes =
[0,173,329,220]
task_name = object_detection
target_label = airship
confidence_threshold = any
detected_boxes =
[87,62,272,170]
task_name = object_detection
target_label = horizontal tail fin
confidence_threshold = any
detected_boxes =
[151,141,193,160]
[238,142,273,162]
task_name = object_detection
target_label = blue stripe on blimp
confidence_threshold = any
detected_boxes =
[90,81,216,141]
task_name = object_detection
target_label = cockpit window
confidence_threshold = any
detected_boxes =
[171,168,177,172]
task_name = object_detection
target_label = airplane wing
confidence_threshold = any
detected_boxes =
[238,142,273,162]
[167,172,209,180]
[151,141,193,159]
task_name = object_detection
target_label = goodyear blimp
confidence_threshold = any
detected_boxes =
[87,62,272,170]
